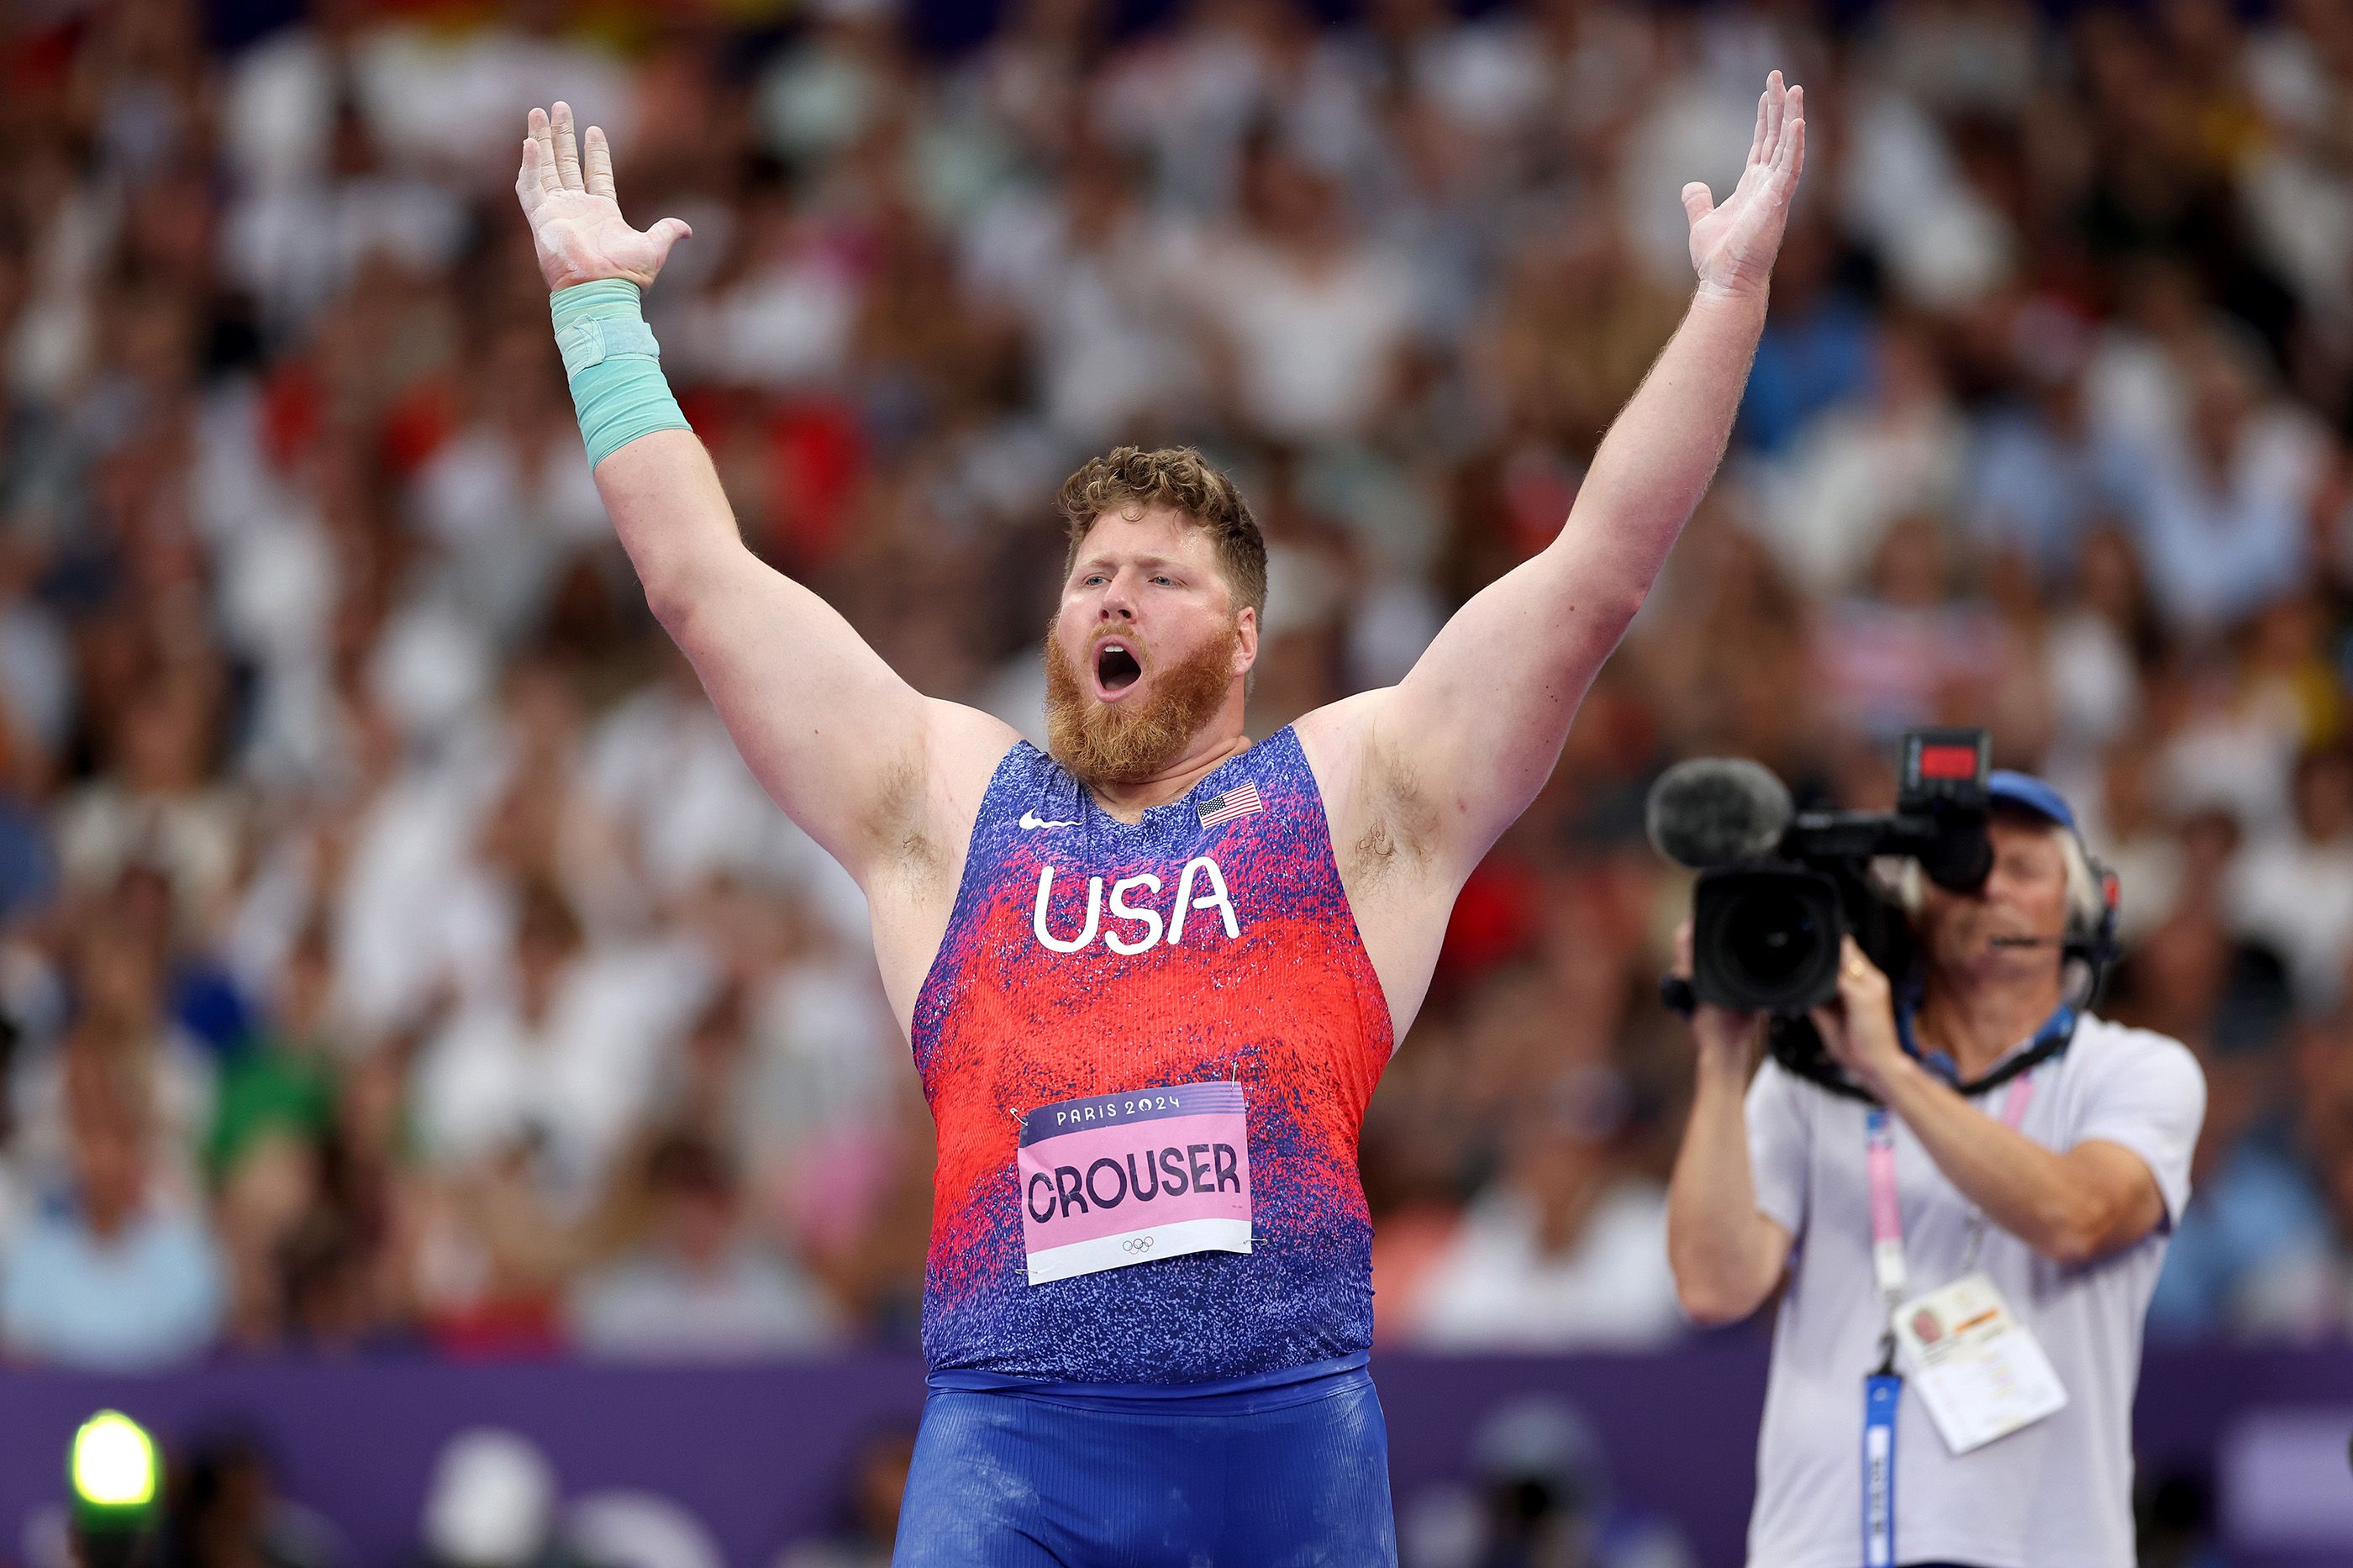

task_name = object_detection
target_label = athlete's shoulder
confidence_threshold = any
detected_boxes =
[1290,692,1385,777]
[924,698,1029,788]
[1292,693,1412,821]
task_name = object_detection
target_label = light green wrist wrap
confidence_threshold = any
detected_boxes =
[550,280,692,468]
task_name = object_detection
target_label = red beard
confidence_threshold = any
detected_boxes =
[1042,621,1240,787]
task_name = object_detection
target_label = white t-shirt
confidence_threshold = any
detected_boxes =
[1743,1013,2205,1568]
[1409,1180,1685,1351]
[1185,236,1414,444]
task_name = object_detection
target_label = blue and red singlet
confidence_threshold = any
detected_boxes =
[913,724,1395,1385]
[894,727,1401,1565]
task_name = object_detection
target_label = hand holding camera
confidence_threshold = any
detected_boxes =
[1806,935,1907,1097]
[1671,921,1766,1075]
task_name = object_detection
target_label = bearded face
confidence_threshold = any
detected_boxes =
[1045,504,1255,787]
[1043,617,1241,787]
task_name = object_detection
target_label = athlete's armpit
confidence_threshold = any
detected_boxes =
[1345,731,1442,892]
[859,750,943,878]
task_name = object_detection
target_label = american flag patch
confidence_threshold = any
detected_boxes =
[1197,783,1264,829]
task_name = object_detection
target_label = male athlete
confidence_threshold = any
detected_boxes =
[515,72,1805,1567]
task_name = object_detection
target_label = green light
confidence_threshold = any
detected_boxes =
[70,1413,157,1509]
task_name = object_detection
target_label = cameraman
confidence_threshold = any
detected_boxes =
[1666,774,2205,1568]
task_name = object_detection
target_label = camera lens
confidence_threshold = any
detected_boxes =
[1692,866,1844,1013]
[1721,887,1824,992]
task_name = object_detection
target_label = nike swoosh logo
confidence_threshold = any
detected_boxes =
[1019,811,1078,831]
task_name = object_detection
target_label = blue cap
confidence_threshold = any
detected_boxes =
[1987,770,2077,833]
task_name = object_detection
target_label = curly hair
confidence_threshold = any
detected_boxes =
[1055,445,1268,621]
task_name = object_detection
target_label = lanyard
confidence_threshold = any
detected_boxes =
[1866,1002,2073,1308]
[1857,1013,2068,1568]
[1860,1065,2038,1568]
[1862,1371,1901,1568]
[1864,1071,2037,1307]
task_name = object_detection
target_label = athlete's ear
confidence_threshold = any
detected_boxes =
[1232,605,1258,680]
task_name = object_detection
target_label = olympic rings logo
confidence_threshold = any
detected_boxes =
[1123,1236,1155,1254]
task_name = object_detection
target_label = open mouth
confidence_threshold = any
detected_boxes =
[1094,639,1143,695]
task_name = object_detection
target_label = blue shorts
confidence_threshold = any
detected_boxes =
[892,1357,1397,1567]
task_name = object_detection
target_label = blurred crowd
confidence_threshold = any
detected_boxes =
[0,0,2351,1371]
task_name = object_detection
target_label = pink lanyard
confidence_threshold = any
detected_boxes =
[1866,1072,2035,1306]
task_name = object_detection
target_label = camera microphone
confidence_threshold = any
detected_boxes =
[1646,758,1794,869]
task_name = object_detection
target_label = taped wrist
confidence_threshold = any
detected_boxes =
[550,280,691,468]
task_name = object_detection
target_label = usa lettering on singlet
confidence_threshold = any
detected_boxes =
[909,727,1393,1386]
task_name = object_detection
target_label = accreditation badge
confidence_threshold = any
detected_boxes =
[1015,1081,1253,1285]
[1892,1272,2068,1454]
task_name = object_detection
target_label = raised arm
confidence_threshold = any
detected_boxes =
[1350,76,1805,883]
[513,104,1015,885]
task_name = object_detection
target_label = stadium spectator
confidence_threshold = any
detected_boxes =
[1761,319,1968,597]
[567,1130,837,1358]
[2228,744,2353,1011]
[2106,329,2325,639]
[0,1042,223,1368]
[2219,1007,2353,1339]
[1409,1067,1682,1350]
[409,877,682,1218]
[13,912,218,1202]
[2149,1008,2344,1338]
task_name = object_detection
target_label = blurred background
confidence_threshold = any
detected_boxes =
[2,0,2353,1562]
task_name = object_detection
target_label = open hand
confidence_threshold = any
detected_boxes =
[514,103,692,293]
[1682,72,1807,303]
